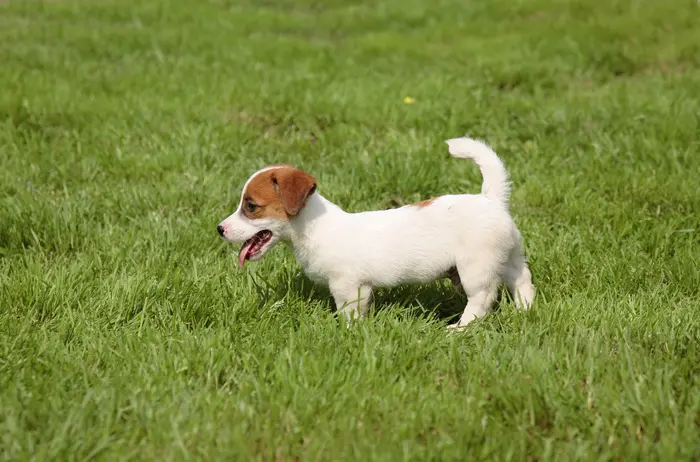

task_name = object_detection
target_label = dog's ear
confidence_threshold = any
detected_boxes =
[272,169,317,216]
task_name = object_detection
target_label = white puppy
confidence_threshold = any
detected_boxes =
[217,137,535,328]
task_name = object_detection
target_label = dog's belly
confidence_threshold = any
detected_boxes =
[369,259,455,287]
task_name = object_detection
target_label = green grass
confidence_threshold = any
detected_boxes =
[1,0,699,459]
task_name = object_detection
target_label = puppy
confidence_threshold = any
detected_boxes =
[217,137,535,328]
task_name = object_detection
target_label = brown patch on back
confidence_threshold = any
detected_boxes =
[410,197,439,208]
[242,166,316,220]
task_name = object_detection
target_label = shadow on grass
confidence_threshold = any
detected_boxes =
[373,282,467,324]
[261,268,496,324]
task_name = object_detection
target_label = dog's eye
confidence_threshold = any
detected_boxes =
[245,200,258,213]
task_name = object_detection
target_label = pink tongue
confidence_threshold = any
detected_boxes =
[238,240,254,268]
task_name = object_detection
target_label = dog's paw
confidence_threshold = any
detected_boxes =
[446,322,468,333]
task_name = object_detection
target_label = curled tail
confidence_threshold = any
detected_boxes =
[445,137,511,205]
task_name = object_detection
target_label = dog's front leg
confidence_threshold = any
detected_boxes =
[330,281,372,323]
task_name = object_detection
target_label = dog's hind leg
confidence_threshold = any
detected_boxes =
[504,252,535,310]
[449,258,500,329]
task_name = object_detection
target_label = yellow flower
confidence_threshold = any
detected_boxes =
[403,96,415,104]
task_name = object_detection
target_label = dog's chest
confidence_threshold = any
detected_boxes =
[293,246,328,283]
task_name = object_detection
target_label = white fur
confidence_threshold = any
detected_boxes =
[219,137,535,328]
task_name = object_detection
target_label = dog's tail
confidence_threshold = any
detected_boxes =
[445,137,510,205]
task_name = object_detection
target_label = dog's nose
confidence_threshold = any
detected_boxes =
[217,224,225,236]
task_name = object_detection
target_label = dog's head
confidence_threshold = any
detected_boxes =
[217,165,317,268]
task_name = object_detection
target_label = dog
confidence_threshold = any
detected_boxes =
[217,137,535,328]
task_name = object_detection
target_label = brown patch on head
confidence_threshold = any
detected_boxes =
[241,166,317,220]
[410,197,439,208]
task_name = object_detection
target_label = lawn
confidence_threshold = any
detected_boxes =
[1,0,699,460]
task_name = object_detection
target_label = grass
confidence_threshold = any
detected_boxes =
[1,0,699,459]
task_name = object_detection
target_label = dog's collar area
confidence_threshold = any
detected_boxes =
[238,230,273,268]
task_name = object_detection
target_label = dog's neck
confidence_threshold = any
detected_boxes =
[287,193,344,246]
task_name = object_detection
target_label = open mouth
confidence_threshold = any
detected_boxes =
[238,230,273,268]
